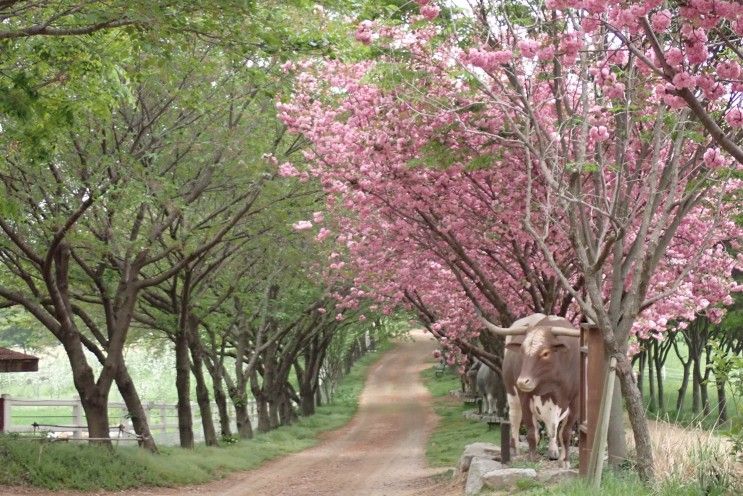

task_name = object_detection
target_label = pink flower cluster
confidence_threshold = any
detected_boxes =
[355,20,373,45]
[461,48,512,72]
[703,148,726,169]
[420,4,440,20]
[292,220,313,231]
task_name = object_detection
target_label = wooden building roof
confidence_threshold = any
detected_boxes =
[0,347,39,372]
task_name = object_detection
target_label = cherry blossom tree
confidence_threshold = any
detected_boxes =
[537,0,743,164]
[278,0,743,479]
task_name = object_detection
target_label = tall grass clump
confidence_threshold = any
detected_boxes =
[625,419,742,495]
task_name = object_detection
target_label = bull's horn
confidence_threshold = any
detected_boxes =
[477,313,529,336]
[549,326,581,337]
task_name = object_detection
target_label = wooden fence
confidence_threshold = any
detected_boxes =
[0,394,255,445]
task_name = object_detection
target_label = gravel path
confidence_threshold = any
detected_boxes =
[5,329,459,496]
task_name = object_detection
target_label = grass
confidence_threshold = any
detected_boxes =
[0,342,390,491]
[421,366,501,467]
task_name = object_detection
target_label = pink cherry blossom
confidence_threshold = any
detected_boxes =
[672,71,695,90]
[605,83,625,99]
[420,4,440,20]
[651,10,672,31]
[716,60,741,80]
[292,220,313,231]
[589,125,610,142]
[316,227,332,241]
[703,148,726,168]
[517,39,539,59]
[725,108,743,128]
[664,48,684,66]
[278,162,300,177]
[355,20,373,45]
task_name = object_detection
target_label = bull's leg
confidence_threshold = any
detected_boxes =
[486,393,495,415]
[559,409,577,468]
[545,420,559,461]
[507,392,521,454]
[523,397,539,461]
[534,397,568,461]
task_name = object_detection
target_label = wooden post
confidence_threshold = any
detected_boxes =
[588,357,617,488]
[72,399,83,439]
[579,324,606,477]
[0,394,8,432]
[160,406,167,434]
[500,421,511,464]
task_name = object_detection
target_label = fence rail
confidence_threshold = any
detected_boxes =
[0,394,255,445]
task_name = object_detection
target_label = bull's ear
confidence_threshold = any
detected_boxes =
[506,342,522,351]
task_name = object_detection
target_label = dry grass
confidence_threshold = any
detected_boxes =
[626,419,742,492]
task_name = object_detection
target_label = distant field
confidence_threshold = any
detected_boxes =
[0,344,312,445]
[0,345,179,402]
[637,340,742,429]
[0,345,200,444]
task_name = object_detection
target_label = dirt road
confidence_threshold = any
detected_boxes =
[9,329,457,496]
[191,329,447,496]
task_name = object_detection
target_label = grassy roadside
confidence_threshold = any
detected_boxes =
[421,366,501,467]
[0,342,390,491]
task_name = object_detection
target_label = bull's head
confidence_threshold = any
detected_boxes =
[477,313,579,393]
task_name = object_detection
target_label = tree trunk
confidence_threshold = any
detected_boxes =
[256,397,271,433]
[64,340,112,445]
[234,401,253,439]
[617,354,654,481]
[191,351,218,446]
[716,379,727,424]
[323,379,332,405]
[647,345,657,413]
[654,355,665,413]
[175,328,194,449]
[702,351,713,417]
[188,325,218,447]
[692,356,702,414]
[315,383,323,408]
[268,397,280,429]
[300,385,315,416]
[700,378,710,417]
[636,350,645,396]
[607,379,627,468]
[344,344,355,375]
[676,360,691,412]
[115,364,158,451]
[278,394,291,426]
[82,398,112,445]
[212,375,232,438]
[494,370,508,418]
